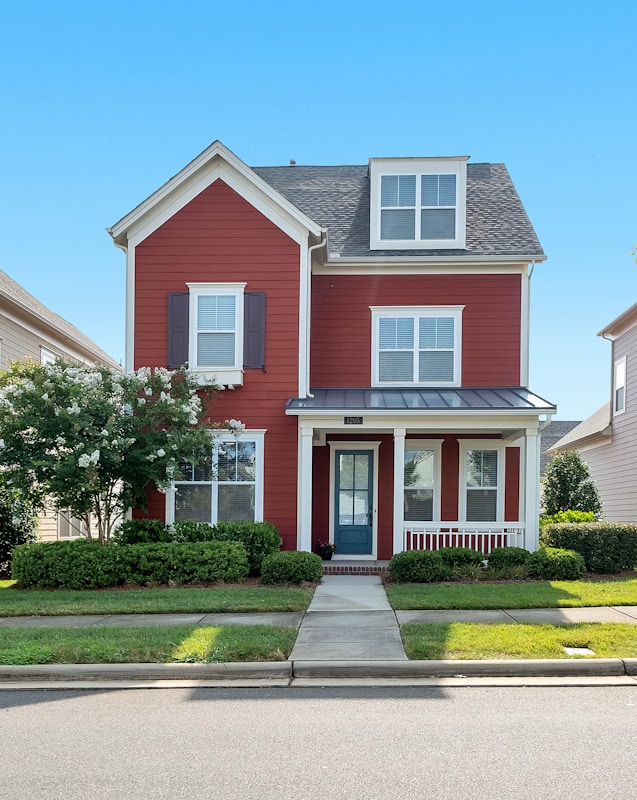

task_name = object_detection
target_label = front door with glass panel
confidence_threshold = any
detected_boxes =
[334,450,373,555]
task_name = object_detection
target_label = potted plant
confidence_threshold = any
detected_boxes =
[317,540,336,560]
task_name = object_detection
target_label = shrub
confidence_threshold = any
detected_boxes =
[437,547,484,568]
[542,452,602,517]
[487,546,531,569]
[260,551,322,584]
[540,510,595,527]
[540,522,637,573]
[172,521,216,542]
[212,521,282,574]
[113,518,172,545]
[11,540,123,589]
[388,550,451,583]
[11,540,249,589]
[527,547,585,581]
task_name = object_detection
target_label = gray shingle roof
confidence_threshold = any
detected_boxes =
[253,163,544,259]
[0,270,119,368]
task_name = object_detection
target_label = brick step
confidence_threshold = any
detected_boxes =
[321,560,390,576]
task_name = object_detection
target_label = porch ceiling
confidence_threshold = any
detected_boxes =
[286,387,556,414]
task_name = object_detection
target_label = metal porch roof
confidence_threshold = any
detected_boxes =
[286,387,556,413]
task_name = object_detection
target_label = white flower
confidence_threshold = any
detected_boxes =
[157,448,165,457]
[0,439,5,449]
[145,387,153,396]
[137,397,146,405]
[67,403,81,415]
[78,453,91,468]
[42,393,49,400]
[55,436,66,446]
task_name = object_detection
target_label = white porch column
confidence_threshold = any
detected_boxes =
[393,427,406,555]
[297,425,314,552]
[524,428,540,551]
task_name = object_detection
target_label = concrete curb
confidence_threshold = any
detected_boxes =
[2,658,637,683]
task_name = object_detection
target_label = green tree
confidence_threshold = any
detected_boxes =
[0,486,37,577]
[542,451,602,517]
[0,362,223,544]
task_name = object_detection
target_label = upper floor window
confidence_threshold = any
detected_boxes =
[187,282,246,386]
[369,157,467,250]
[614,356,626,415]
[40,347,56,365]
[371,306,463,386]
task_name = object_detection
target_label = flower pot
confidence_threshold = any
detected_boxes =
[321,551,333,561]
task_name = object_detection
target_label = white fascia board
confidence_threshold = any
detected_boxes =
[320,255,545,268]
[597,302,637,339]
[108,140,322,249]
[284,410,551,430]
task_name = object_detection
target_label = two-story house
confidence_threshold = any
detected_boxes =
[0,269,121,540]
[548,303,637,522]
[108,141,554,559]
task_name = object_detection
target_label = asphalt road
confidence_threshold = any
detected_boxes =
[1,686,636,799]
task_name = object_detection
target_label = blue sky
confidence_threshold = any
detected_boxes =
[1,0,635,420]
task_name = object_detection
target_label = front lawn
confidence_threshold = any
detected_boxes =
[401,622,637,660]
[386,577,637,610]
[0,625,297,664]
[0,583,314,616]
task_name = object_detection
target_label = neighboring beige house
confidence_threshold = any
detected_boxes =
[0,269,120,540]
[549,302,637,522]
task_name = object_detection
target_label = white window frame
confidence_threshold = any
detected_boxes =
[370,306,463,387]
[403,439,443,523]
[58,511,89,539]
[40,347,57,365]
[187,282,246,386]
[458,441,504,523]
[614,356,626,415]
[369,157,467,250]
[166,430,265,525]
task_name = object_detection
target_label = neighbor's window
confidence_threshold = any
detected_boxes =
[372,307,462,386]
[171,432,264,524]
[614,357,626,414]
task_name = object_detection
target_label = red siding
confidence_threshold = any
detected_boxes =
[134,179,301,548]
[311,273,521,387]
[505,446,520,521]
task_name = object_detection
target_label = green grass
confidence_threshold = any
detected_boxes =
[386,578,637,610]
[0,583,314,616]
[0,625,297,665]
[401,622,637,660]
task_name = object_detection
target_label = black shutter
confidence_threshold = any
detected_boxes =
[167,292,189,369]
[243,292,266,369]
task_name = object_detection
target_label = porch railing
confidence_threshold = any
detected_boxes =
[403,523,525,555]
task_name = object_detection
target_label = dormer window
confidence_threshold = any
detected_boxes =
[370,157,467,250]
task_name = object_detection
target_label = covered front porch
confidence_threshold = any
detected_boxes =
[286,388,556,558]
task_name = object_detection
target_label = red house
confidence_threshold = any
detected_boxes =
[108,141,555,559]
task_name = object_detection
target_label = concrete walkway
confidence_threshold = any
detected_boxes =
[290,575,407,661]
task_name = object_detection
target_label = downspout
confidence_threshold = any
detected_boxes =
[304,233,327,399]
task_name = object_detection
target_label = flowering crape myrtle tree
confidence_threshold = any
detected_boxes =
[0,362,223,544]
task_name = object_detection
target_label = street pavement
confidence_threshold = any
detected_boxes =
[1,575,637,685]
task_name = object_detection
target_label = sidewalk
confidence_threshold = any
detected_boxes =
[1,575,637,685]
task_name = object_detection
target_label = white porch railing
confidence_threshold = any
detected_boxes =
[403,522,525,555]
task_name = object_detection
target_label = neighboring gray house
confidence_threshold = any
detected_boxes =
[0,269,120,540]
[549,302,637,522]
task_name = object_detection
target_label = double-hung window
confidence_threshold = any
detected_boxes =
[187,283,246,385]
[403,442,441,522]
[369,157,467,250]
[614,356,626,415]
[169,431,265,524]
[462,445,501,522]
[371,306,462,386]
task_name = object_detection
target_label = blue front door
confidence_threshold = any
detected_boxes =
[334,450,373,555]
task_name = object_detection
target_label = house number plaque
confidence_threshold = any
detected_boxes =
[344,416,363,425]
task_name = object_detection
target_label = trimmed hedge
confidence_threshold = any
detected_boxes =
[113,519,281,575]
[388,550,452,583]
[487,546,531,569]
[260,551,323,584]
[539,510,595,527]
[540,522,637,573]
[437,547,484,568]
[11,539,249,589]
[527,547,586,581]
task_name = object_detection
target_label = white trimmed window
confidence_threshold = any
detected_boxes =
[369,157,467,250]
[168,431,265,524]
[404,441,442,522]
[460,444,503,522]
[58,511,89,539]
[187,282,246,385]
[371,306,462,386]
[614,356,626,415]
[40,347,56,365]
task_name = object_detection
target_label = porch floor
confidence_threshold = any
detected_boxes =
[321,560,390,576]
